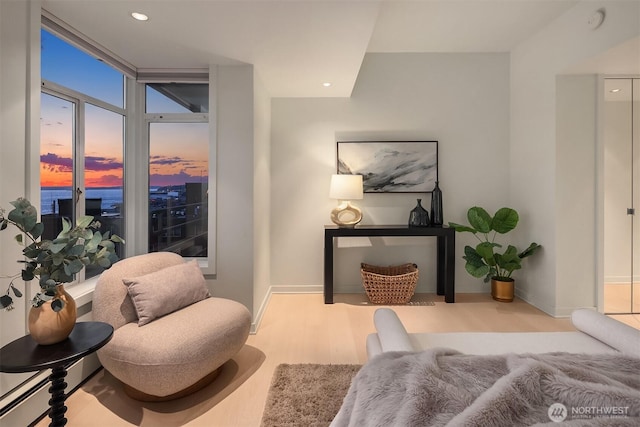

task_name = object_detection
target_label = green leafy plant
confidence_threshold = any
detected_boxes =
[448,206,541,282]
[0,197,124,311]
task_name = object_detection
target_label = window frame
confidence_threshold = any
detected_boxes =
[139,80,215,275]
[40,18,216,278]
[40,79,127,282]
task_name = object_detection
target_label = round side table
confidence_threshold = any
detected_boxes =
[0,321,114,427]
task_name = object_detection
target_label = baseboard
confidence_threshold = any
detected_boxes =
[551,305,598,317]
[513,288,561,318]
[514,288,600,318]
[251,285,323,333]
[269,285,323,294]
[0,354,102,426]
[251,288,273,334]
[605,276,639,284]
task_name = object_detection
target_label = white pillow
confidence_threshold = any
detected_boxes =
[123,260,210,326]
[571,309,640,357]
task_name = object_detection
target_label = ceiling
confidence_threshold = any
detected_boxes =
[42,0,586,97]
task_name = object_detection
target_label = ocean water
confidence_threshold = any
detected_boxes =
[41,187,123,215]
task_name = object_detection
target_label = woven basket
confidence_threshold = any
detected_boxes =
[360,263,419,304]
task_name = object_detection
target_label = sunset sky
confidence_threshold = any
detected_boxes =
[40,29,209,189]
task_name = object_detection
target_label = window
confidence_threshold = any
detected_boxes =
[41,29,124,108]
[145,83,209,257]
[40,28,126,279]
[40,25,214,277]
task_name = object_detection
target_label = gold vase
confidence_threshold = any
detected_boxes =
[28,284,77,345]
[491,278,514,303]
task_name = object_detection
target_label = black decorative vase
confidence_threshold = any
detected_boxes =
[409,199,430,227]
[430,182,443,227]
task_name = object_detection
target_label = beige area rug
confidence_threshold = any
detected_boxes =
[261,363,361,427]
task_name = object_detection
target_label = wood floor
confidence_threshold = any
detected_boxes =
[34,293,637,427]
[604,282,640,314]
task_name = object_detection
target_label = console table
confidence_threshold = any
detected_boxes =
[324,225,455,304]
[0,322,114,427]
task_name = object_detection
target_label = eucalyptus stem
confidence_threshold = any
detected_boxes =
[6,218,38,244]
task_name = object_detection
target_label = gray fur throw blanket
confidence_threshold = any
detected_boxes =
[331,349,640,426]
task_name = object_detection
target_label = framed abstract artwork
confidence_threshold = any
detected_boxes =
[337,141,438,193]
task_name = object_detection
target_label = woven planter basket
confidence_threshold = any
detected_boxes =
[360,263,419,304]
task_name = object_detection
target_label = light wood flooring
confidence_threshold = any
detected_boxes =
[604,282,640,315]
[34,293,638,427]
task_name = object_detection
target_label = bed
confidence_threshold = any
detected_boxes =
[331,309,640,426]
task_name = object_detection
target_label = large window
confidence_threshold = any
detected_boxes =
[40,28,126,279]
[41,26,213,279]
[146,83,209,257]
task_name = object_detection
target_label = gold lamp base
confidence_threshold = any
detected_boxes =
[331,201,362,228]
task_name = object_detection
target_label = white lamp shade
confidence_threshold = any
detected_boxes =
[330,174,363,200]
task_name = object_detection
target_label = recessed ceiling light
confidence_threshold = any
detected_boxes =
[610,88,621,93]
[131,12,149,21]
[322,82,332,87]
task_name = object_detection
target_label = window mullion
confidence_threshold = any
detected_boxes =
[126,81,149,256]
[145,113,208,123]
[75,99,86,221]
[75,99,86,282]
[42,79,125,116]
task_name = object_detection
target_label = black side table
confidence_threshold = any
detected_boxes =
[0,321,114,427]
[324,225,456,304]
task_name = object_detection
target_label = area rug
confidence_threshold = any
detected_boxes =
[261,363,361,427]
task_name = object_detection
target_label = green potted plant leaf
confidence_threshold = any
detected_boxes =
[0,197,124,344]
[448,206,541,302]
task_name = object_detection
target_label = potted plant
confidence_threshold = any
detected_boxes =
[0,197,124,344]
[448,206,541,302]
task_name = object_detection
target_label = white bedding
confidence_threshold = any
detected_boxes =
[366,308,640,358]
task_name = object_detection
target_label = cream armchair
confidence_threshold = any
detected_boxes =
[92,251,251,401]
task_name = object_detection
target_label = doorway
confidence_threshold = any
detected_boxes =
[603,77,640,314]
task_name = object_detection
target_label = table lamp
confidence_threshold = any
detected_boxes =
[329,174,363,227]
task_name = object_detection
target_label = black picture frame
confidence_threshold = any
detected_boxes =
[337,141,438,193]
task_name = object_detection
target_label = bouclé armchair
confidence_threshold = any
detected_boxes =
[92,251,251,401]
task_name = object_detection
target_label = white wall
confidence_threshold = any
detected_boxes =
[211,65,255,313]
[0,2,76,423]
[253,71,271,328]
[209,64,270,329]
[555,74,598,309]
[271,52,510,295]
[0,0,40,397]
[510,0,640,315]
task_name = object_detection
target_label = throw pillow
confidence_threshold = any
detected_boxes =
[123,260,210,326]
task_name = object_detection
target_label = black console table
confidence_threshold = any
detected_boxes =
[324,225,455,304]
[0,322,114,427]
